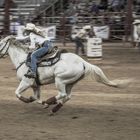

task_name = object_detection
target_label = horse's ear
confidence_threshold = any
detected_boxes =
[0,36,4,40]
[0,36,4,43]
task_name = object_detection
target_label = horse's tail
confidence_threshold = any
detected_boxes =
[83,61,132,88]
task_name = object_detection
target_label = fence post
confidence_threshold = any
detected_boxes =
[62,13,66,46]
[60,0,64,12]
[125,0,133,45]
[4,0,11,35]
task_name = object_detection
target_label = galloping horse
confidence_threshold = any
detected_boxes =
[0,36,131,114]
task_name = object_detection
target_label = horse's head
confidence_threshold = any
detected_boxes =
[0,35,15,58]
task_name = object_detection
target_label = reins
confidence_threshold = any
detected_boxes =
[0,38,25,72]
[16,61,25,72]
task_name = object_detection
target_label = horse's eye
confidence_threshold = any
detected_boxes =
[0,42,5,46]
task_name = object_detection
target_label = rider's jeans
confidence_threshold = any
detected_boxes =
[30,41,52,73]
[74,37,85,55]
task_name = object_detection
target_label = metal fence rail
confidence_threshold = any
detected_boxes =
[0,15,132,44]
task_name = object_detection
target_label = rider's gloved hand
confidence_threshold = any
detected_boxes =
[29,46,36,52]
[9,35,16,40]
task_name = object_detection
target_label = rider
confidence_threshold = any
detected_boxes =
[16,23,52,78]
[73,25,92,55]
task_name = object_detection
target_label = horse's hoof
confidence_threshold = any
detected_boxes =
[49,111,55,116]
[18,96,31,103]
[42,103,49,109]
[37,100,43,104]
[29,96,36,102]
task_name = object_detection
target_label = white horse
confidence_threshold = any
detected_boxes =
[0,36,131,114]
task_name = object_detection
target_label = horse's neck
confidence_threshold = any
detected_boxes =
[8,45,27,68]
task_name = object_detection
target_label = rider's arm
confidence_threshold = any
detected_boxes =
[15,35,29,41]
[29,40,36,50]
[29,33,36,50]
[76,29,86,39]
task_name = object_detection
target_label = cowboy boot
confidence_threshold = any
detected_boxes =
[24,70,36,78]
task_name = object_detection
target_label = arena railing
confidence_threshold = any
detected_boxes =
[0,15,133,44]
[31,15,130,40]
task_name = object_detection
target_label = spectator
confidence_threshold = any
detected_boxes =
[0,0,4,8]
[2,0,17,8]
[90,2,100,15]
[73,25,92,55]
[108,0,125,12]
[69,13,78,24]
[99,0,108,10]
[68,2,77,15]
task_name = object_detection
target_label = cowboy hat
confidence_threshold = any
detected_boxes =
[83,25,91,30]
[24,23,36,31]
[24,23,42,35]
[133,20,140,25]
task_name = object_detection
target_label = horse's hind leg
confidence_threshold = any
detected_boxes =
[43,78,67,103]
[42,78,68,113]
[57,84,73,105]
[51,74,85,114]
[51,84,73,114]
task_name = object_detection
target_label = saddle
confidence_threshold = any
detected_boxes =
[26,46,67,68]
[25,46,68,83]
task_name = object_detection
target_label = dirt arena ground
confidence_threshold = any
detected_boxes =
[0,42,140,140]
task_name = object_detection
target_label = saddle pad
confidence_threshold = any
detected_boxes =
[38,51,61,67]
[26,46,60,67]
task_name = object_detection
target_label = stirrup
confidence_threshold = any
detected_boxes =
[24,71,36,78]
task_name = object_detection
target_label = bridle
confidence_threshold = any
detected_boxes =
[0,39,10,58]
[0,38,25,72]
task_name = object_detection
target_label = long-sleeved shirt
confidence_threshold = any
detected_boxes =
[16,32,48,49]
[75,29,89,39]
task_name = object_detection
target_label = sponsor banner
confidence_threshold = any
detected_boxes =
[93,26,109,39]
[42,26,56,40]
[71,25,109,40]
[17,25,25,37]
[10,22,20,35]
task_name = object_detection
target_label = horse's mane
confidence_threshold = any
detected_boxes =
[11,39,28,54]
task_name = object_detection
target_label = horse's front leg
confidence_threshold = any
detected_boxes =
[15,79,35,103]
[32,86,43,104]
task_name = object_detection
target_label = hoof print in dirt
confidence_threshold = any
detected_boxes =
[72,116,79,119]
